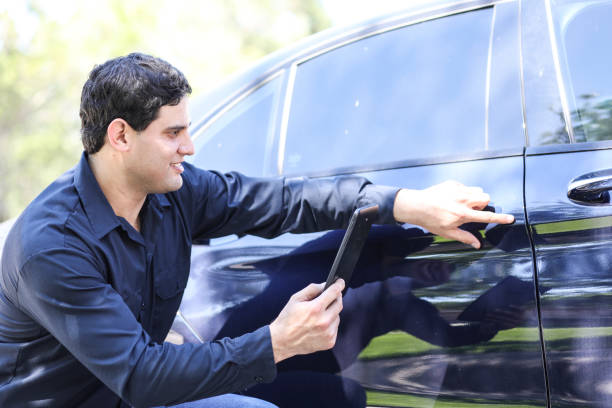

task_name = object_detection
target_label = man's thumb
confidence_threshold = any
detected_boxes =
[294,282,325,301]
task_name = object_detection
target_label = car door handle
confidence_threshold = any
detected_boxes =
[568,170,612,204]
[208,234,241,246]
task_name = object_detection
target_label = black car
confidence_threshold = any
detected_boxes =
[169,0,612,406]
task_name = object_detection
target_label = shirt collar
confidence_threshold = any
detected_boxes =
[151,191,171,209]
[73,152,170,239]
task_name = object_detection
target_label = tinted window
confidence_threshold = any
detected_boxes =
[556,1,612,143]
[191,77,281,175]
[284,8,494,174]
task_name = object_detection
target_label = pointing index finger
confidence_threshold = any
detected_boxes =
[465,209,515,225]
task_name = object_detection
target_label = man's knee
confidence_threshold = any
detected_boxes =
[169,393,278,408]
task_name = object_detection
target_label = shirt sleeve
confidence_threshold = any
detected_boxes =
[182,164,400,241]
[16,248,277,408]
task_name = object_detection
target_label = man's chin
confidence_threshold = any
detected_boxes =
[151,176,184,194]
[167,176,184,192]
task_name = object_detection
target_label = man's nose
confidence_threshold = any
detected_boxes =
[179,132,194,156]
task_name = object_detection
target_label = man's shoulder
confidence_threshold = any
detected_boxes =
[0,168,92,299]
[3,168,88,269]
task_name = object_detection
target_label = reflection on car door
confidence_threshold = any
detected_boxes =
[350,157,546,407]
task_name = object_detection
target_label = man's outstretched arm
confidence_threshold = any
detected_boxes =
[186,167,514,246]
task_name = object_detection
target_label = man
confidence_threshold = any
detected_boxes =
[0,53,513,407]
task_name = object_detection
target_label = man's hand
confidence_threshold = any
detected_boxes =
[269,279,344,363]
[392,180,515,249]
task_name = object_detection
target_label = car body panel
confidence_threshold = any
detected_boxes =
[526,149,612,407]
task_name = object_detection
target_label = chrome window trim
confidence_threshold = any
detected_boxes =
[484,5,497,150]
[526,139,612,156]
[277,63,297,174]
[518,0,528,145]
[282,147,524,179]
[544,0,575,143]
[190,70,284,143]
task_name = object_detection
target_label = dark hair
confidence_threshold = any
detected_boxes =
[79,52,192,154]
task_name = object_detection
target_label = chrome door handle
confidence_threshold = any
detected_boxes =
[208,234,241,246]
[568,169,612,204]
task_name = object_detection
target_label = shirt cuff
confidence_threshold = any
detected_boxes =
[232,325,277,391]
[358,184,400,224]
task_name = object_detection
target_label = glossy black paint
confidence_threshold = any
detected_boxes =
[526,149,612,407]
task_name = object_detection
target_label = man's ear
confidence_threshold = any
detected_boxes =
[106,119,133,152]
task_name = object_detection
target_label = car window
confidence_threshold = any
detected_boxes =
[191,77,282,175]
[554,0,612,143]
[283,7,508,175]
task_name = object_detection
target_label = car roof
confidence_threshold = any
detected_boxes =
[189,0,496,134]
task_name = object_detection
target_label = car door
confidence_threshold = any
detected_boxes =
[522,0,612,407]
[275,1,547,406]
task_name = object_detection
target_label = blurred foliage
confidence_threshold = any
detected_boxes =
[0,0,330,221]
[573,96,612,143]
[538,95,612,145]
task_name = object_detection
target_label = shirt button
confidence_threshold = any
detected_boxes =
[254,376,263,383]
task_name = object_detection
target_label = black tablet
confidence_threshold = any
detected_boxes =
[323,204,379,292]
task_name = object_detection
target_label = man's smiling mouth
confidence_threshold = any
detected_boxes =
[170,162,184,173]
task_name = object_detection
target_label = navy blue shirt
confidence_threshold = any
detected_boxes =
[0,153,398,407]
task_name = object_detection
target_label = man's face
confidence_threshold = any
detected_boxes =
[126,97,194,194]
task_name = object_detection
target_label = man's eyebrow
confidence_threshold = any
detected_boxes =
[164,122,191,132]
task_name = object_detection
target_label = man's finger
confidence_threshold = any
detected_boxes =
[316,279,345,308]
[324,294,343,315]
[443,228,481,249]
[463,192,490,208]
[470,201,489,211]
[464,209,514,225]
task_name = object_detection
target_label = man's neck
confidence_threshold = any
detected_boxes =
[88,152,146,232]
